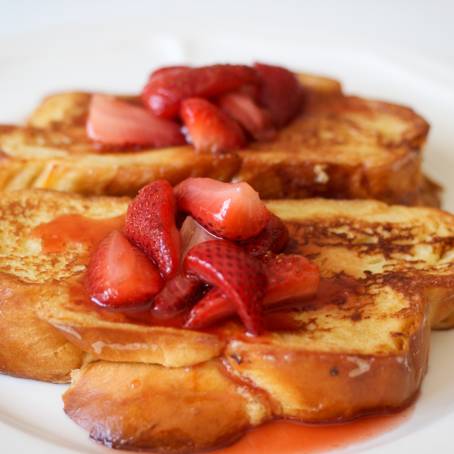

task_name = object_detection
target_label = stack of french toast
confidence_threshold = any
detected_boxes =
[0,62,452,454]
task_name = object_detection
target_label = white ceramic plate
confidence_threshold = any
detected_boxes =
[0,21,453,454]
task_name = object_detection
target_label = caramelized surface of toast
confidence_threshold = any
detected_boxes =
[0,73,436,205]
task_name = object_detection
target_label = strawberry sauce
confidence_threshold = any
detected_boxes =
[68,278,185,328]
[214,406,413,454]
[32,214,124,255]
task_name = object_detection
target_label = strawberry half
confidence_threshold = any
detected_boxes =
[174,178,270,240]
[184,240,267,334]
[142,64,259,119]
[86,94,185,147]
[153,273,200,317]
[180,98,246,153]
[218,92,276,141]
[185,288,233,329]
[124,180,180,279]
[254,63,303,127]
[86,230,163,307]
[264,254,320,305]
[240,213,290,257]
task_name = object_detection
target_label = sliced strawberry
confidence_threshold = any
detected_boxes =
[218,92,276,141]
[175,178,270,240]
[185,288,234,329]
[86,94,185,147]
[142,64,259,119]
[153,273,200,317]
[149,65,191,79]
[263,254,320,305]
[184,240,267,334]
[180,216,219,258]
[180,98,246,153]
[238,83,260,102]
[86,230,163,307]
[254,63,303,127]
[185,253,320,327]
[240,213,289,257]
[124,180,180,279]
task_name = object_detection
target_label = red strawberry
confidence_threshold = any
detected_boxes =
[185,288,234,329]
[180,98,246,153]
[184,240,267,334]
[254,63,303,127]
[142,64,259,119]
[86,94,185,147]
[149,65,191,79]
[240,213,289,257]
[185,254,320,327]
[86,230,163,307]
[263,254,320,305]
[153,273,200,317]
[124,180,180,279]
[174,178,270,240]
[180,216,219,258]
[218,92,276,141]
[238,83,260,102]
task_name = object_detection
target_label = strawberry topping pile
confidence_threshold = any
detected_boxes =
[86,63,303,153]
[85,178,319,335]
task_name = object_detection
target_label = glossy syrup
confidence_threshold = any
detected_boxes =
[214,407,413,454]
[32,213,124,254]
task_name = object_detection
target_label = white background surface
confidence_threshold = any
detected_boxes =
[0,1,453,453]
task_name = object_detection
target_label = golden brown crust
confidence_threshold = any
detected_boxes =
[39,282,225,368]
[63,360,271,453]
[224,303,429,422]
[0,274,84,383]
[236,92,431,202]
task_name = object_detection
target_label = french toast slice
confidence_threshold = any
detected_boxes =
[0,73,437,205]
[1,189,454,451]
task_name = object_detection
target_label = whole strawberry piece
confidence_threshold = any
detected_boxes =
[185,288,235,329]
[180,98,246,153]
[124,180,180,279]
[87,94,185,147]
[264,254,320,305]
[174,177,270,240]
[240,213,289,257]
[254,62,303,127]
[153,273,201,317]
[218,92,276,141]
[142,64,258,119]
[184,240,267,334]
[86,230,163,307]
